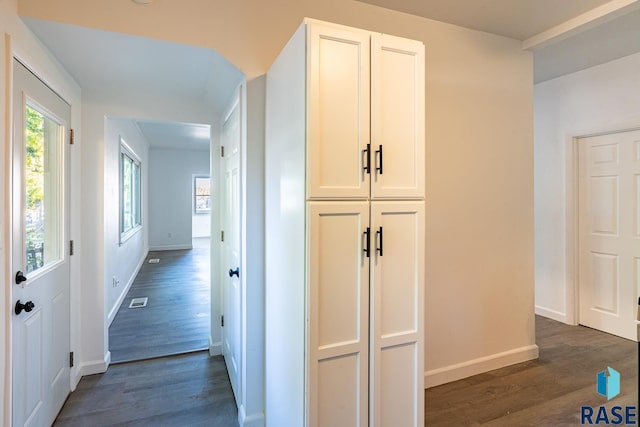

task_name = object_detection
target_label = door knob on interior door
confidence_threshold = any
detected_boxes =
[15,300,35,315]
[15,271,27,285]
[228,267,240,278]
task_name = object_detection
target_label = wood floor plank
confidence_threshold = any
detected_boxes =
[109,239,211,363]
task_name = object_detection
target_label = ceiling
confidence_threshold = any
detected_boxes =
[135,120,211,152]
[23,17,243,151]
[357,0,613,40]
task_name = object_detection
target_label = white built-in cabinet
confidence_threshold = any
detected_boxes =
[265,18,425,427]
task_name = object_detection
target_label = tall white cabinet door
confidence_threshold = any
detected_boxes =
[307,21,371,200]
[370,201,425,427]
[308,202,370,427]
[371,34,425,200]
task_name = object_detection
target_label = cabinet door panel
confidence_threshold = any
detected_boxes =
[308,22,370,199]
[308,202,370,427]
[370,201,425,427]
[371,34,425,199]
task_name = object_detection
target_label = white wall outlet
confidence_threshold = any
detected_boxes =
[112,277,120,288]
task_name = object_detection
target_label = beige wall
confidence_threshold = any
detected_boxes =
[12,0,535,390]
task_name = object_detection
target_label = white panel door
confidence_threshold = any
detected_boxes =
[307,202,369,427]
[222,94,242,403]
[12,60,71,427]
[371,34,425,200]
[578,130,640,340]
[307,21,371,200]
[370,201,424,427]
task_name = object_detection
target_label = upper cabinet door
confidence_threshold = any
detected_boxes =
[307,22,371,199]
[371,34,425,200]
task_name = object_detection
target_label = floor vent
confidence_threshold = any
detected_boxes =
[148,258,160,264]
[129,297,148,309]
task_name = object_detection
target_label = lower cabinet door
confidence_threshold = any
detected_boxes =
[307,201,370,427]
[370,201,425,427]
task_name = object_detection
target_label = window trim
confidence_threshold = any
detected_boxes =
[119,137,142,244]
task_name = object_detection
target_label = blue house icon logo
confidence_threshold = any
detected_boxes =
[597,367,620,400]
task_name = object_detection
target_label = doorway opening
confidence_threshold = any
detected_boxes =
[108,118,213,363]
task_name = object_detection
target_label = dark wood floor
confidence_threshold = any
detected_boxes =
[109,239,211,363]
[54,352,238,426]
[59,314,636,426]
[426,316,638,426]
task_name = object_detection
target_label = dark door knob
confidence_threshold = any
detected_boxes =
[15,271,27,285]
[15,300,35,315]
[228,267,240,278]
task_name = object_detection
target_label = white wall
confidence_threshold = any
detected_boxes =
[0,1,82,424]
[148,148,210,250]
[535,52,640,323]
[104,117,149,326]
[242,76,265,425]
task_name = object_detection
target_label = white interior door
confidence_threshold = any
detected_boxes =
[222,95,242,403]
[12,60,71,426]
[578,130,640,340]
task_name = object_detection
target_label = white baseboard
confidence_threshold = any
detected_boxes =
[107,252,147,327]
[239,405,265,427]
[209,337,222,356]
[149,244,193,251]
[70,365,82,391]
[425,344,539,388]
[80,351,111,377]
[535,305,569,324]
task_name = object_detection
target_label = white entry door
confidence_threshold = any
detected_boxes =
[578,130,640,340]
[221,93,242,403]
[12,60,71,426]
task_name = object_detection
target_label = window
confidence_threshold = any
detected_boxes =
[120,139,141,242]
[24,103,63,274]
[194,175,211,214]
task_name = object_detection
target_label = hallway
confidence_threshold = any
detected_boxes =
[109,238,211,363]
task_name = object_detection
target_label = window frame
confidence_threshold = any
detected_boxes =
[193,175,211,214]
[119,138,142,244]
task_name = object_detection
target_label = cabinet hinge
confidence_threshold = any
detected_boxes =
[69,351,74,368]
[221,146,225,157]
[70,240,74,256]
[221,315,224,327]
[69,128,75,145]
[221,230,224,242]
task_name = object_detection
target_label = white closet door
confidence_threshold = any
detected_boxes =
[308,202,370,427]
[307,21,371,200]
[371,34,425,200]
[370,201,424,427]
[578,130,640,340]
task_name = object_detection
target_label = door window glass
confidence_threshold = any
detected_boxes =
[24,104,63,273]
